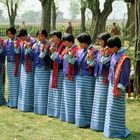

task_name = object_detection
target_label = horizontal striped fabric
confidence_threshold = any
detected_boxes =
[75,75,95,128]
[0,63,6,105]
[103,83,131,138]
[60,76,76,123]
[18,64,34,112]
[34,67,50,114]
[47,70,63,118]
[90,76,108,131]
[7,62,20,108]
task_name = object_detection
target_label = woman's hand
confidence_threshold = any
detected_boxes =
[68,48,74,58]
[87,50,94,61]
[14,41,18,49]
[49,46,55,54]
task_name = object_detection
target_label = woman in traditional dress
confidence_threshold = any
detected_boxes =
[33,29,51,114]
[60,34,78,123]
[47,31,65,117]
[90,32,111,131]
[103,36,131,138]
[6,27,21,108]
[75,33,98,127]
[18,29,36,112]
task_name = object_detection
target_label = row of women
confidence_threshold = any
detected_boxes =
[0,27,131,139]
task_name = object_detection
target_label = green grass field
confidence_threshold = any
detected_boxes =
[0,98,140,140]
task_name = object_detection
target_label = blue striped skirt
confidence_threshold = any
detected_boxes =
[47,70,63,118]
[75,75,95,128]
[60,76,76,123]
[90,76,108,131]
[103,83,131,138]
[34,66,50,115]
[0,63,6,105]
[7,62,20,108]
[59,85,66,121]
[18,64,34,112]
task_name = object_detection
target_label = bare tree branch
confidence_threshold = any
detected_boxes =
[6,0,11,18]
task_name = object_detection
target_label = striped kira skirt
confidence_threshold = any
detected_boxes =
[34,66,50,114]
[90,76,109,131]
[75,75,95,128]
[47,70,63,118]
[60,76,76,123]
[7,62,20,108]
[18,64,34,112]
[103,83,131,138]
[0,63,6,105]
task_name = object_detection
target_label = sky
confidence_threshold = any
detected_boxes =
[0,0,127,20]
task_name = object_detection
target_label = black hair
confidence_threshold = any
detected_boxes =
[98,32,111,47]
[113,22,116,25]
[6,27,16,35]
[18,29,28,37]
[36,29,48,38]
[50,30,62,40]
[107,36,122,48]
[62,34,74,43]
[77,32,91,45]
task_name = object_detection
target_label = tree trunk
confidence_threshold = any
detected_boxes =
[134,0,140,96]
[91,14,106,43]
[6,0,17,27]
[10,16,15,27]
[52,0,56,30]
[87,0,113,43]
[91,8,112,43]
[126,3,135,39]
[80,0,86,32]
[40,0,52,35]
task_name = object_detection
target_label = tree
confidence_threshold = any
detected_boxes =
[51,0,58,30]
[87,0,114,43]
[134,0,140,96]
[69,0,80,19]
[125,1,135,39]
[0,0,20,27]
[80,0,87,32]
[39,0,52,35]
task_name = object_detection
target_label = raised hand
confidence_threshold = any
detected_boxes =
[87,50,94,61]
[68,48,74,58]
[49,46,55,54]
[32,43,36,50]
[40,44,45,52]
[14,40,18,49]
[24,41,31,49]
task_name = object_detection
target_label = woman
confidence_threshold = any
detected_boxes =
[33,29,51,115]
[0,37,6,105]
[90,32,111,131]
[6,27,21,108]
[18,29,36,112]
[60,34,78,123]
[47,31,65,117]
[75,33,98,127]
[103,36,131,138]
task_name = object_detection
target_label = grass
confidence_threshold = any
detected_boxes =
[1,63,140,140]
[0,98,140,140]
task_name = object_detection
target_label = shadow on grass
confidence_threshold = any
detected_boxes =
[127,131,140,140]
